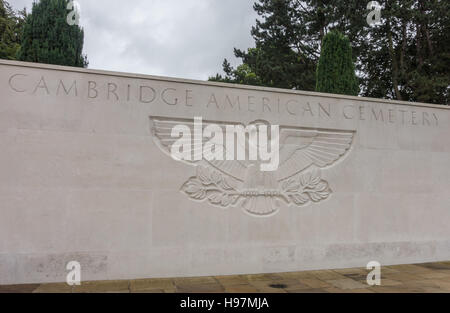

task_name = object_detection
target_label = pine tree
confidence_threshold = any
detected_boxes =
[18,0,88,67]
[316,30,359,96]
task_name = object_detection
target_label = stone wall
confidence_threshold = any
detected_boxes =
[0,60,449,284]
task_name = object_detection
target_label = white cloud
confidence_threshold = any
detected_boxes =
[9,0,258,80]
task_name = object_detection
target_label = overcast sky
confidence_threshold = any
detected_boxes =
[10,0,258,80]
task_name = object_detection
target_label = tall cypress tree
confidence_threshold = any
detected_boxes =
[18,0,87,67]
[316,30,359,96]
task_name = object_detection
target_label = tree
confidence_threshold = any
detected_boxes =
[0,0,26,60]
[209,59,264,86]
[212,0,449,105]
[360,0,449,104]
[316,30,359,96]
[18,0,88,67]
[210,0,367,91]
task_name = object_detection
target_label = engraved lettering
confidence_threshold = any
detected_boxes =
[185,90,193,107]
[140,86,156,103]
[359,105,366,120]
[432,113,438,126]
[302,102,314,117]
[388,109,395,123]
[225,95,240,110]
[88,81,98,98]
[107,83,119,101]
[371,108,384,121]
[285,100,297,115]
[411,111,418,125]
[5,72,443,132]
[162,88,178,105]
[262,97,271,112]
[8,74,27,92]
[399,110,407,125]
[343,105,354,119]
[207,93,219,108]
[422,112,431,126]
[57,79,77,96]
[318,102,331,118]
[248,96,255,112]
[33,76,49,95]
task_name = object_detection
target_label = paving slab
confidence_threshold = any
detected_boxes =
[2,261,450,293]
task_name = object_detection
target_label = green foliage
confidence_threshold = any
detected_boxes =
[209,59,264,86]
[233,46,316,90]
[210,0,317,91]
[0,0,26,60]
[316,31,359,96]
[212,0,449,105]
[18,0,87,67]
[360,0,450,105]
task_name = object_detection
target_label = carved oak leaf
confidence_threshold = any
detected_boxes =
[305,180,331,202]
[282,178,300,193]
[300,168,321,188]
[300,169,331,202]
[289,193,310,206]
[218,176,235,191]
[281,167,331,207]
[208,191,239,207]
[197,166,212,185]
[210,171,222,185]
[208,191,226,206]
[182,166,241,207]
[181,179,207,200]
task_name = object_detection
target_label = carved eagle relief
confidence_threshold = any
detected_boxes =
[150,116,355,217]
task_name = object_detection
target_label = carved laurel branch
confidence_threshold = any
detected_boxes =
[281,168,331,206]
[181,166,242,207]
[181,166,331,209]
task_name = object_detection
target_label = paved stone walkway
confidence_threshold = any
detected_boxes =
[1,261,450,293]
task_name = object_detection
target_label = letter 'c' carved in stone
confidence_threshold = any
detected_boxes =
[8,74,27,92]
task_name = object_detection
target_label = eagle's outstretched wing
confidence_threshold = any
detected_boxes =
[150,116,248,181]
[277,127,354,181]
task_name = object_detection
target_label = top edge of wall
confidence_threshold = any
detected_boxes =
[1,59,448,110]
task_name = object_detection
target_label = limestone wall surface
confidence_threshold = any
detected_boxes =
[0,60,449,284]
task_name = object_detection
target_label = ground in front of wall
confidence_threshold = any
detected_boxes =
[1,261,450,293]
